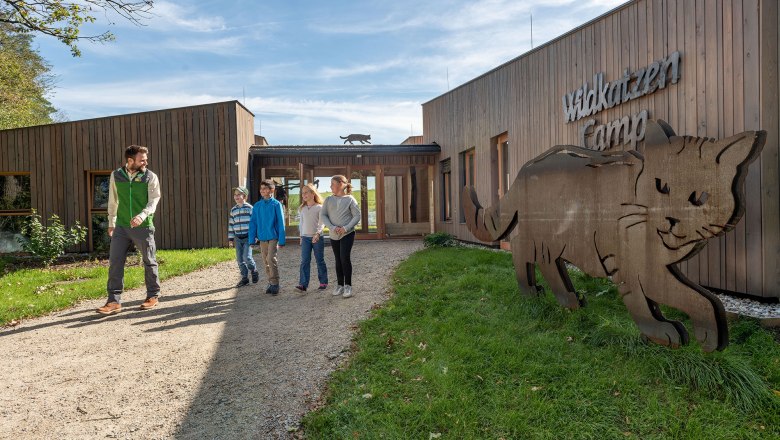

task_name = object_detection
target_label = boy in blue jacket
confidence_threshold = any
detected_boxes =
[249,179,286,295]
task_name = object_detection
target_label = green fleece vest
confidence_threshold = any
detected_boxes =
[113,167,155,229]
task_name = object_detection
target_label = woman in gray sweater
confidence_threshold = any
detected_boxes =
[320,175,361,298]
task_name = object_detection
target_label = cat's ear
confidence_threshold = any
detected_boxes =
[709,131,766,168]
[639,119,676,154]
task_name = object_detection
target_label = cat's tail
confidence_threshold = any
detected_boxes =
[461,186,518,242]
[339,136,348,139]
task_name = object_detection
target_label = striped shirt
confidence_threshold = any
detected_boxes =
[228,202,253,240]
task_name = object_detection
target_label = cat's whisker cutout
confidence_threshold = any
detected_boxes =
[618,212,648,221]
[624,220,647,230]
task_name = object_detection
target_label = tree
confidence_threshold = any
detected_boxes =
[0,0,153,56]
[0,23,57,129]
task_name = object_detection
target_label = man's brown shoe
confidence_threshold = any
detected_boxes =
[140,296,159,310]
[96,302,122,315]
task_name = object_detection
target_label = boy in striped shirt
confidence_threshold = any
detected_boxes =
[228,186,259,287]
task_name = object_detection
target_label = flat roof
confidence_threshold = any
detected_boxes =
[249,144,440,156]
[0,100,254,132]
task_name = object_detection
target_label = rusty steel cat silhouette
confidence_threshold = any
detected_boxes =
[462,120,766,352]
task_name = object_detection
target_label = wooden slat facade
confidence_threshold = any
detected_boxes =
[423,0,779,299]
[0,101,255,251]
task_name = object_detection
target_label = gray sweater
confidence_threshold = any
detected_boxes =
[321,195,361,240]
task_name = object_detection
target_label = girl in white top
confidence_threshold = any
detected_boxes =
[320,175,361,298]
[296,183,328,292]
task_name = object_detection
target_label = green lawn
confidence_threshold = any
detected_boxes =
[0,248,234,325]
[303,247,780,439]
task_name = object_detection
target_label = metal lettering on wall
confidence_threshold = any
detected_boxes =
[561,51,681,152]
[462,120,766,352]
[561,52,681,123]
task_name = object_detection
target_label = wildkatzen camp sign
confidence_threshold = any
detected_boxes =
[561,51,681,151]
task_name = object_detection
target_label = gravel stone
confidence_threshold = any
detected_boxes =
[0,240,422,439]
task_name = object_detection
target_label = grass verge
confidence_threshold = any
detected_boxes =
[303,247,780,439]
[0,248,234,325]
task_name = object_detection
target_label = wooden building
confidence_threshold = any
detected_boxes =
[0,101,255,252]
[423,0,779,300]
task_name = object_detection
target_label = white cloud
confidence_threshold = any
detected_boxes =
[147,1,227,32]
[49,80,423,145]
[319,59,406,80]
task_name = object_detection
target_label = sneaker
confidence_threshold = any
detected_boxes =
[295,285,307,292]
[96,302,122,315]
[318,283,328,290]
[236,278,250,288]
[251,270,259,284]
[342,285,353,298]
[140,296,159,310]
[332,285,344,296]
[269,284,280,295]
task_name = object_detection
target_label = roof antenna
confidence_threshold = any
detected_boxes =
[242,86,246,106]
[530,14,534,49]
[446,68,450,91]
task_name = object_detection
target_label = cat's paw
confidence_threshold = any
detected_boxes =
[693,325,721,352]
[641,321,687,348]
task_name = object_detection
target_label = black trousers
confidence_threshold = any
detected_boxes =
[330,231,355,286]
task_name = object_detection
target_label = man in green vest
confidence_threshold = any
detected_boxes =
[97,145,162,315]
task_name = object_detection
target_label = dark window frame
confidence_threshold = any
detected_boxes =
[458,148,475,223]
[440,158,452,222]
[88,170,112,252]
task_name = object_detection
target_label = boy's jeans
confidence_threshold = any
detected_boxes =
[299,236,328,288]
[234,236,257,279]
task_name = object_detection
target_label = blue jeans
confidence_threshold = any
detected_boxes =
[300,236,328,287]
[234,237,257,279]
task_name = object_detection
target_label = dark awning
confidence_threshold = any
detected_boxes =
[249,144,440,156]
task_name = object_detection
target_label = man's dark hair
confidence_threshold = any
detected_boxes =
[260,179,276,189]
[125,145,149,160]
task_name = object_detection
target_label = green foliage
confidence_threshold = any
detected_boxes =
[18,209,86,267]
[0,247,234,325]
[423,232,457,248]
[303,247,780,439]
[0,1,153,56]
[0,23,57,129]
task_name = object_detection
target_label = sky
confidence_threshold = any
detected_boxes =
[34,0,627,145]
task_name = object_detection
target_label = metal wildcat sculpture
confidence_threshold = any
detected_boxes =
[462,120,766,351]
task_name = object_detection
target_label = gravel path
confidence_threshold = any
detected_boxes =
[0,239,422,440]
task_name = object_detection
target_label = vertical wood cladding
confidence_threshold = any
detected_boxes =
[0,101,254,250]
[423,0,779,299]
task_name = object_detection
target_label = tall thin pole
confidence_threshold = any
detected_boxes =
[446,68,450,91]
[530,14,534,49]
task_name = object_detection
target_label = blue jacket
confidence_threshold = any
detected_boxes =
[248,197,286,246]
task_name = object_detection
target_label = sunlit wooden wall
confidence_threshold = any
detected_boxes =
[423,0,779,299]
[0,101,255,250]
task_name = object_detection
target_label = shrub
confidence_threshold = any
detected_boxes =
[423,232,458,248]
[18,209,87,267]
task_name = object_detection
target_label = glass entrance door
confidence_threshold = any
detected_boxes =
[350,169,377,236]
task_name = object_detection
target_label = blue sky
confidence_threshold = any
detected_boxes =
[35,0,625,145]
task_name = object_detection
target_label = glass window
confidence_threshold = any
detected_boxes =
[0,174,32,253]
[88,172,111,252]
[0,174,31,212]
[459,149,475,223]
[440,159,452,221]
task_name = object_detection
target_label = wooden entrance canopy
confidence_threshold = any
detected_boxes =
[249,144,440,239]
